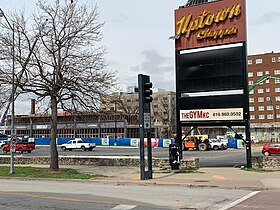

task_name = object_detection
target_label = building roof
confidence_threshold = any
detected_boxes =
[183,0,219,7]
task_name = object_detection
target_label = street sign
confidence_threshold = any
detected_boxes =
[144,113,151,129]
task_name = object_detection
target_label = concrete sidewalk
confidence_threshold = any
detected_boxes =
[67,165,280,191]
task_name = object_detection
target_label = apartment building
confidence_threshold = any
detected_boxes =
[101,89,176,138]
[248,52,280,124]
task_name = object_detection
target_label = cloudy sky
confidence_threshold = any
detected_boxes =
[1,0,280,114]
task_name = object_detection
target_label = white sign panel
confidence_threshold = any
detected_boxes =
[144,112,151,129]
[162,139,172,148]
[102,138,109,146]
[180,108,243,121]
[130,138,139,147]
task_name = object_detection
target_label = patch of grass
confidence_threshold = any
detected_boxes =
[0,166,104,179]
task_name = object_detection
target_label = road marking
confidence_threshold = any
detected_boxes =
[0,191,135,206]
[218,191,260,210]
[110,205,136,210]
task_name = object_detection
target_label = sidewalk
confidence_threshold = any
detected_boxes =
[68,165,280,191]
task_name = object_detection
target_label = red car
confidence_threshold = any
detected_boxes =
[2,142,35,154]
[262,143,280,156]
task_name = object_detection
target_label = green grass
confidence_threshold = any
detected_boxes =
[0,166,104,179]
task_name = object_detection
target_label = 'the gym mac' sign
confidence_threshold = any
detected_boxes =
[175,0,246,50]
[180,108,244,121]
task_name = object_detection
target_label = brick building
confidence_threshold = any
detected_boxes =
[248,52,280,123]
[247,52,280,142]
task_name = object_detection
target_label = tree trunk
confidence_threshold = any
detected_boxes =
[50,96,59,171]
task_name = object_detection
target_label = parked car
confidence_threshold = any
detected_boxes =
[61,139,96,151]
[209,139,228,150]
[262,143,280,156]
[2,141,35,154]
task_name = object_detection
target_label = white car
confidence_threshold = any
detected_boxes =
[209,139,228,150]
[0,140,9,147]
[61,139,96,151]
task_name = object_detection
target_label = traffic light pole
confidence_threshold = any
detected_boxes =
[138,74,153,180]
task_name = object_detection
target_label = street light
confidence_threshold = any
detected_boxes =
[0,8,16,174]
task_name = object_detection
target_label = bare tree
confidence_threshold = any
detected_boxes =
[151,95,176,138]
[0,0,116,171]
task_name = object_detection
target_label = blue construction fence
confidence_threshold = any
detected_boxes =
[27,137,175,148]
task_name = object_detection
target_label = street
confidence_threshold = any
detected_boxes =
[3,145,263,167]
[0,179,253,210]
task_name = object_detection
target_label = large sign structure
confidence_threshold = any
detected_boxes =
[175,0,246,50]
[174,0,252,167]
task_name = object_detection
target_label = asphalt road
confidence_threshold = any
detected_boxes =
[0,179,253,210]
[2,145,263,167]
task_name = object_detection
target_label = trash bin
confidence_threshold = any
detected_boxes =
[169,143,180,170]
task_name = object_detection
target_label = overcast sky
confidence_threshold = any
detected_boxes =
[1,0,280,114]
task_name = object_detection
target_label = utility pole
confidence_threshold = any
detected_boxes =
[0,9,16,174]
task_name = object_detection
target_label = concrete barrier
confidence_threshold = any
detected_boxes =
[0,156,199,169]
[25,137,174,147]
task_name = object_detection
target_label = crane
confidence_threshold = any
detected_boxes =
[249,75,280,93]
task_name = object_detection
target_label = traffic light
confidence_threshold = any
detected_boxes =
[144,82,153,103]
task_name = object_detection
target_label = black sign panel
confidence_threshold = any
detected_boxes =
[177,46,245,93]
[179,94,245,110]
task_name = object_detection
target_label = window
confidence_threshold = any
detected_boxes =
[258,97,264,102]
[250,115,255,120]
[275,88,280,93]
[265,70,269,75]
[266,79,270,84]
[259,114,265,119]
[266,88,270,93]
[266,97,271,101]
[258,106,264,111]
[248,59,252,65]
[256,58,262,64]
[249,90,254,95]
[278,57,280,62]
[276,79,280,84]
[277,114,280,118]
[276,96,280,101]
[267,114,274,119]
[276,105,280,110]
[248,72,253,77]
[257,89,263,93]
[248,81,253,85]
[272,57,276,62]
[267,106,273,110]
[249,98,254,103]
[275,70,280,75]
[249,106,255,112]
[257,71,263,76]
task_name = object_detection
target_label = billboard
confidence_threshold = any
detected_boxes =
[175,0,248,126]
[175,0,246,50]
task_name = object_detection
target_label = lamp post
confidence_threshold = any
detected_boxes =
[0,8,16,174]
[114,100,117,146]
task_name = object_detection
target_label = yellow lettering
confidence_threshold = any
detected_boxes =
[234,4,242,16]
[228,5,236,19]
[205,14,214,26]
[198,10,209,28]
[214,10,222,23]
[176,3,242,38]
[182,14,192,34]
[219,7,230,21]
[196,27,238,40]
[176,16,186,35]
[191,19,200,31]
